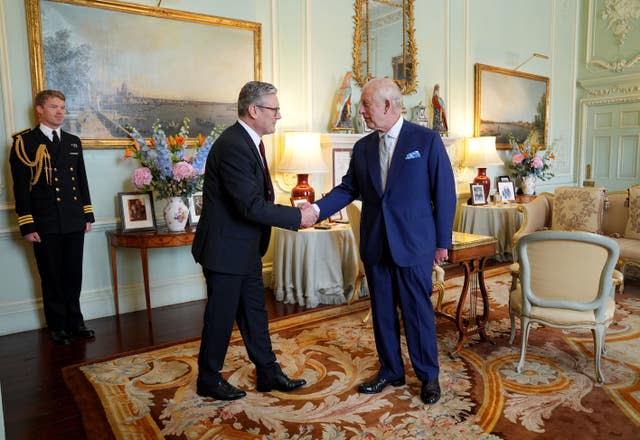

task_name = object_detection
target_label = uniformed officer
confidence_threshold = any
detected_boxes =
[9,89,95,345]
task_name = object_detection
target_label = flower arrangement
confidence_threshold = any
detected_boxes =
[124,118,222,199]
[508,132,556,181]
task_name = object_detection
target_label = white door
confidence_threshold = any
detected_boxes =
[584,101,640,191]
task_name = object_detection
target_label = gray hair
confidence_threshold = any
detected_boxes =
[237,81,278,116]
[366,77,403,112]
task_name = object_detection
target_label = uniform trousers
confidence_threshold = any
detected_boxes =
[33,230,86,332]
[197,260,280,387]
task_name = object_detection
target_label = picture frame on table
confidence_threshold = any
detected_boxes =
[118,191,156,232]
[498,181,516,202]
[290,197,308,208]
[498,175,511,182]
[25,0,260,148]
[470,184,487,205]
[474,63,549,149]
[187,191,203,225]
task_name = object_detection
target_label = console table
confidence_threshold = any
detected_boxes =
[107,228,195,323]
[271,224,361,308]
[437,231,497,354]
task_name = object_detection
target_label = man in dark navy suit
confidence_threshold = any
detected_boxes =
[192,81,318,401]
[314,77,457,404]
[9,89,95,345]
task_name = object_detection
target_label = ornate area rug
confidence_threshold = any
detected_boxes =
[63,269,640,439]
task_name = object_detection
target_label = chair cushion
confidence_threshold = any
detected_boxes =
[624,185,640,239]
[551,187,606,233]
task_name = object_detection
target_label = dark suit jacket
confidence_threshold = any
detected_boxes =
[191,122,301,275]
[9,127,94,236]
[316,120,456,267]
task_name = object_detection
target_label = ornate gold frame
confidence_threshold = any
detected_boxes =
[352,0,417,95]
[25,0,261,148]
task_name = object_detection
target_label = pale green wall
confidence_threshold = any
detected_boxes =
[2,0,634,335]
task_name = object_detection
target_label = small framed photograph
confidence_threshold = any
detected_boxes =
[498,181,516,202]
[188,191,203,225]
[118,191,156,232]
[498,175,511,182]
[290,197,308,207]
[470,183,487,205]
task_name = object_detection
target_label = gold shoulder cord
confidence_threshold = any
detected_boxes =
[13,135,51,189]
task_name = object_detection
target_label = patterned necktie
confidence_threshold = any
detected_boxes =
[380,133,392,191]
[52,130,60,144]
[258,140,274,202]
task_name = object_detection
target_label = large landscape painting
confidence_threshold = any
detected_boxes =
[474,63,549,149]
[26,0,261,147]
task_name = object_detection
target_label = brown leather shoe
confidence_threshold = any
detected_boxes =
[358,376,405,394]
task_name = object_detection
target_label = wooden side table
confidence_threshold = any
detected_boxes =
[437,231,497,355]
[107,228,196,324]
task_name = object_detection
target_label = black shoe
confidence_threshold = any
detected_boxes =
[72,326,95,339]
[50,330,72,345]
[256,371,306,392]
[420,378,441,404]
[358,376,405,394]
[197,379,246,400]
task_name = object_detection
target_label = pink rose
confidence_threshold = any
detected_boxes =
[172,161,196,181]
[531,156,544,169]
[132,167,152,189]
[512,153,525,165]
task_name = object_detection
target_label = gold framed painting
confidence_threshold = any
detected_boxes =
[474,63,549,149]
[25,0,261,148]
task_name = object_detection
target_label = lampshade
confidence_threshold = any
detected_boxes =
[276,132,328,174]
[276,132,328,203]
[462,136,502,168]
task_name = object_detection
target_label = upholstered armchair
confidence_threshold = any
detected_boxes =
[345,203,446,323]
[509,230,620,384]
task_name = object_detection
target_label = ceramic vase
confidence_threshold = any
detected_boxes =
[163,197,189,232]
[521,174,537,196]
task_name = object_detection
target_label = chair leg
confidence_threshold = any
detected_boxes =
[348,274,364,305]
[362,307,372,323]
[508,310,517,344]
[510,273,519,292]
[516,318,531,373]
[432,282,445,313]
[592,326,607,384]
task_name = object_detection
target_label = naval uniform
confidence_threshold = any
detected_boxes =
[9,125,95,333]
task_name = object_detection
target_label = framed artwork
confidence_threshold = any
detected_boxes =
[188,191,203,225]
[118,191,156,232]
[498,181,516,202]
[332,148,353,220]
[25,0,261,148]
[290,197,308,208]
[470,184,487,206]
[474,63,549,149]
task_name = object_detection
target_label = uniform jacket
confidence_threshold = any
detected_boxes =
[10,127,94,236]
[191,122,301,275]
[316,120,457,267]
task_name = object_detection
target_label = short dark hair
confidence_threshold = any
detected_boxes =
[35,90,65,107]
[237,81,277,116]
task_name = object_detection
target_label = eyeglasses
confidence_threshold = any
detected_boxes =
[255,104,281,115]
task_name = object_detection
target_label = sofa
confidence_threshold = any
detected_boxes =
[510,186,640,291]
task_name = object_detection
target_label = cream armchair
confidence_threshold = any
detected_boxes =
[345,203,446,323]
[509,230,619,384]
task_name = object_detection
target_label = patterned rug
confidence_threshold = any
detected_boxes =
[63,269,640,439]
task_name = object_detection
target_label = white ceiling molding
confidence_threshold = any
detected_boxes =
[586,0,640,72]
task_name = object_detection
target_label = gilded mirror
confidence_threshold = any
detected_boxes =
[352,0,417,94]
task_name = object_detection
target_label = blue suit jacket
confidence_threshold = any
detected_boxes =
[316,120,456,267]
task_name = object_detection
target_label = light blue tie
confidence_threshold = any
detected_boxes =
[380,133,392,191]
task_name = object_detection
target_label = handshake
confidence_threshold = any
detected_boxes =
[298,202,319,228]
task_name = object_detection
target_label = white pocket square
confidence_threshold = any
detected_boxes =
[405,150,421,160]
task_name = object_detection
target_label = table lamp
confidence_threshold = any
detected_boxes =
[276,132,328,203]
[463,136,502,202]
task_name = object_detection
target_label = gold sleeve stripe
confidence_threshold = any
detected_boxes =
[18,215,34,225]
[83,205,93,213]
[13,135,52,188]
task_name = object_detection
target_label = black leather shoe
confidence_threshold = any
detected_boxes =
[358,376,405,394]
[72,326,95,339]
[256,371,306,392]
[50,330,72,345]
[420,379,441,404]
[197,379,246,400]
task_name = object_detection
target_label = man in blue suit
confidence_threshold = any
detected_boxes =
[314,77,456,404]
